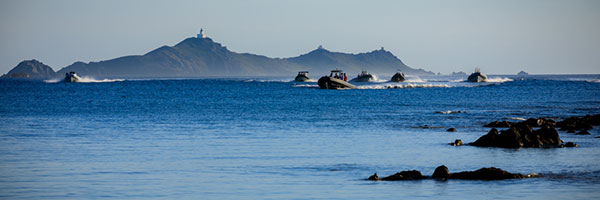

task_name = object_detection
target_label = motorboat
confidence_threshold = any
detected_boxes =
[467,68,487,82]
[390,71,405,82]
[317,69,356,89]
[63,71,81,82]
[351,70,375,82]
[295,71,310,82]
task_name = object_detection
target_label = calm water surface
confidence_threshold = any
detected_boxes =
[1,75,599,199]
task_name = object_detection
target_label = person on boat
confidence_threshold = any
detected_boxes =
[343,73,347,81]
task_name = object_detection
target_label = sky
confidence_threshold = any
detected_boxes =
[1,0,599,74]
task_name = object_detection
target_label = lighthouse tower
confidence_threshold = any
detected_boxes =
[197,28,207,38]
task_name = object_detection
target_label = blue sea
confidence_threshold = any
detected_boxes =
[1,74,600,199]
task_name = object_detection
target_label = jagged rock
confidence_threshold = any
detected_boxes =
[432,165,450,179]
[367,173,380,181]
[446,128,456,132]
[449,139,463,146]
[471,125,562,148]
[380,170,425,181]
[449,167,525,180]
[471,128,499,147]
[557,114,600,131]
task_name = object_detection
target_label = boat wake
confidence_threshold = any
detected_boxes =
[292,84,319,88]
[485,77,513,83]
[356,83,453,89]
[244,79,293,83]
[44,77,125,83]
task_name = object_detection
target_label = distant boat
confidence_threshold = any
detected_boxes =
[351,70,375,82]
[318,69,356,89]
[63,72,81,83]
[467,68,487,82]
[390,71,405,82]
[295,71,310,82]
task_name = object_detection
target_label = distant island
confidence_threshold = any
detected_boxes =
[517,71,529,76]
[2,30,434,79]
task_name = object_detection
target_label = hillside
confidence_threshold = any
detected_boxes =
[3,37,433,79]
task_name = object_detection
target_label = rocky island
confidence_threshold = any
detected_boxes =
[1,31,434,79]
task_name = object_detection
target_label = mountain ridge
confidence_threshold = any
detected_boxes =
[2,37,434,79]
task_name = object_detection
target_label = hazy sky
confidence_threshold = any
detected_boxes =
[1,0,599,74]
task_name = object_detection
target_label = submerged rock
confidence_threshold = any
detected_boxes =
[368,173,380,181]
[557,114,600,131]
[559,142,579,148]
[449,167,525,180]
[446,128,457,132]
[576,130,590,135]
[381,170,426,181]
[368,165,533,181]
[449,139,463,146]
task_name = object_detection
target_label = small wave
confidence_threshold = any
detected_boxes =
[357,83,453,89]
[506,117,526,121]
[44,77,124,83]
[244,79,292,83]
[485,77,513,83]
[434,110,465,114]
[292,84,319,88]
[78,77,125,83]
[586,79,600,83]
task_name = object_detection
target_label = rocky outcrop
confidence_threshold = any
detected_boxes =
[556,114,600,132]
[449,167,526,180]
[471,124,564,148]
[368,165,535,181]
[380,170,425,181]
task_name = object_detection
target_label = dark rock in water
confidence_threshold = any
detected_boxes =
[595,136,600,139]
[523,118,555,127]
[368,166,533,181]
[368,173,380,181]
[449,139,463,146]
[432,165,450,179]
[533,125,562,146]
[557,114,600,131]
[381,170,425,181]
[484,121,513,127]
[471,128,499,147]
[446,128,457,132]
[564,142,578,147]
[471,125,562,148]
[576,130,590,135]
[449,167,525,180]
